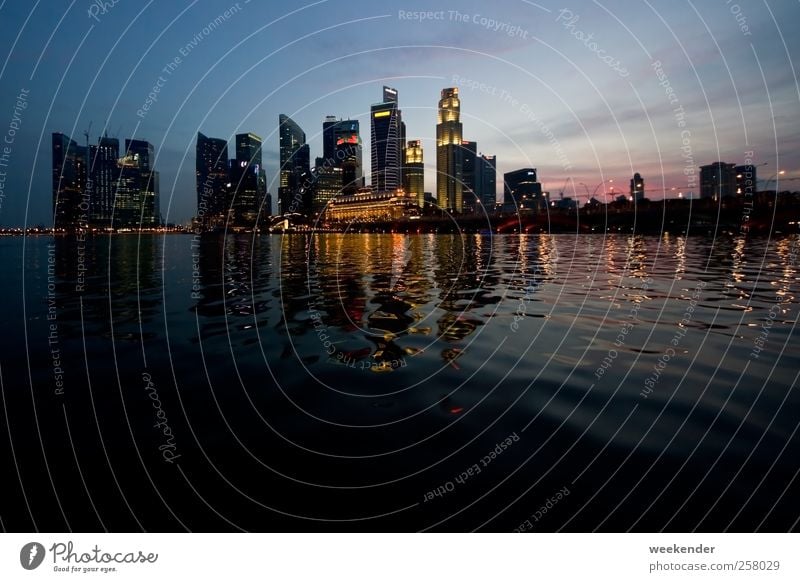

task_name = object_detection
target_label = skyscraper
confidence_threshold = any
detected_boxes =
[333,119,363,195]
[322,116,340,164]
[52,133,87,228]
[630,172,645,201]
[700,162,736,200]
[475,154,497,211]
[195,132,229,228]
[113,139,159,228]
[371,86,403,193]
[404,139,425,208]
[278,114,308,215]
[89,135,120,226]
[436,87,463,212]
[230,132,265,227]
[310,165,343,216]
[461,140,477,213]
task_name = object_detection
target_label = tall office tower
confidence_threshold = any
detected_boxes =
[310,165,343,216]
[230,132,264,227]
[475,154,497,211]
[436,87,463,212]
[113,139,160,228]
[322,115,340,164]
[89,135,120,226]
[333,119,362,195]
[630,172,645,201]
[278,114,308,215]
[292,143,311,214]
[461,140,477,212]
[52,133,87,228]
[404,139,425,208]
[736,164,757,196]
[504,168,544,211]
[399,120,406,189]
[371,86,403,192]
[196,132,229,228]
[700,161,736,200]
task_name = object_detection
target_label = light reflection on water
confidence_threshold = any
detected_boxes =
[5,232,799,531]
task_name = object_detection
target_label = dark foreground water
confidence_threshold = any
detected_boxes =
[1,233,798,532]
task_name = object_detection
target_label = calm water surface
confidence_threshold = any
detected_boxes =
[2,233,798,531]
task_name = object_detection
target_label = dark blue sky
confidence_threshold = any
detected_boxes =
[0,0,798,225]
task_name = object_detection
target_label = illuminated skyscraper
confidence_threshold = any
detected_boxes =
[230,132,265,227]
[371,86,403,192]
[89,135,120,225]
[279,114,308,215]
[114,139,160,228]
[195,132,229,228]
[333,119,363,195]
[51,133,87,228]
[436,88,463,212]
[461,140,477,213]
[322,115,340,164]
[475,154,497,211]
[404,139,425,207]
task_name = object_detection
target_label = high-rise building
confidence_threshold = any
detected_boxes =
[230,132,265,227]
[195,132,229,228]
[114,139,160,228]
[736,164,757,196]
[89,135,120,226]
[630,172,645,201]
[475,154,497,211]
[700,162,736,200]
[436,87,463,212]
[404,139,425,207]
[504,168,544,211]
[461,140,477,213]
[279,114,308,215]
[310,165,343,217]
[371,86,403,193]
[322,115,340,164]
[52,133,87,228]
[334,119,363,195]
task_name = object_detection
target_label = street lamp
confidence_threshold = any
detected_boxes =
[765,170,786,192]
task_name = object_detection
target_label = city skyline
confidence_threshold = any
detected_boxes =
[0,1,798,226]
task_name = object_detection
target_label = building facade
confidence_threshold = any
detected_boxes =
[404,139,425,208]
[230,132,265,227]
[89,136,120,226]
[460,140,477,213]
[630,172,645,201]
[475,154,497,211]
[700,162,737,200]
[324,188,417,223]
[333,119,363,195]
[436,87,463,212]
[114,139,160,228]
[278,114,308,216]
[195,132,229,228]
[504,168,544,211]
[52,133,87,228]
[371,86,403,193]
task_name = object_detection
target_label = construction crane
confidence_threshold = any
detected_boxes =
[559,178,572,200]
[83,121,93,171]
